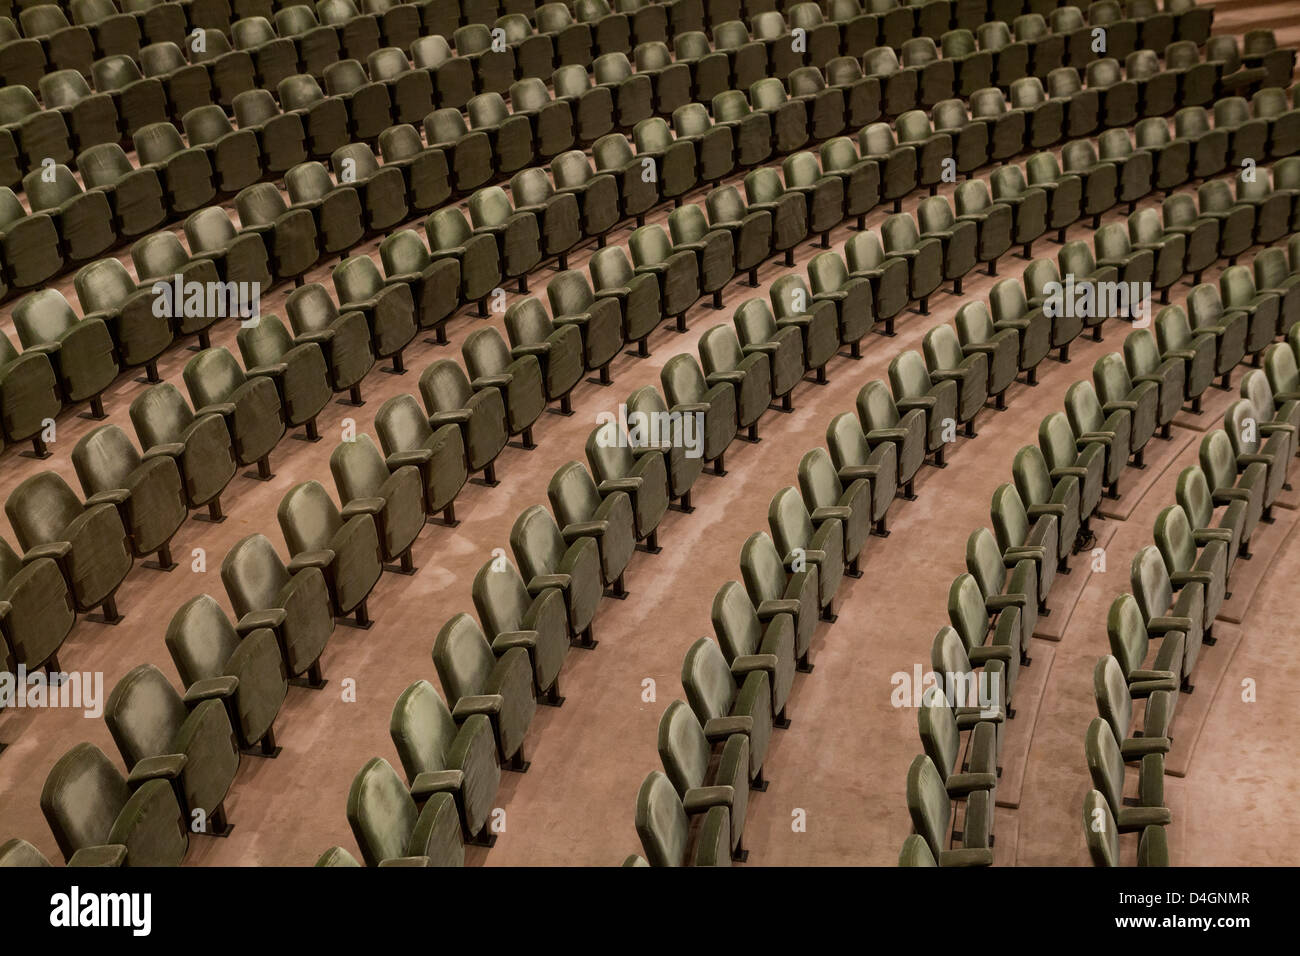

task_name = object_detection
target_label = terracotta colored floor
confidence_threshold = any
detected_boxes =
[1,0,1297,866]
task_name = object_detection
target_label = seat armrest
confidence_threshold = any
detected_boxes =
[562,520,609,539]
[342,497,386,518]
[411,769,464,800]
[731,653,779,676]
[68,845,128,867]
[23,541,72,563]
[756,598,802,619]
[183,676,239,704]
[236,608,287,633]
[597,477,643,494]
[288,549,334,573]
[127,754,188,786]
[683,785,734,814]
[490,630,538,654]
[451,695,504,720]
[703,715,753,741]
[527,573,571,594]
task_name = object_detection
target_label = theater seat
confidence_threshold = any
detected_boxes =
[681,636,772,789]
[471,556,569,705]
[105,663,240,835]
[346,757,464,866]
[71,423,186,572]
[221,533,334,688]
[13,289,118,419]
[0,533,74,673]
[41,742,188,866]
[433,613,536,771]
[165,593,286,758]
[1083,789,1168,866]
[906,754,993,866]
[235,315,331,443]
[6,470,131,623]
[389,680,501,846]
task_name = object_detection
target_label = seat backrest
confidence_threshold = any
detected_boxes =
[437,605,512,709]
[221,534,292,618]
[740,530,791,606]
[590,245,636,290]
[932,99,971,134]
[698,324,744,374]
[905,754,950,859]
[93,54,145,92]
[419,358,474,414]
[1198,429,1241,495]
[411,34,452,69]
[460,326,512,381]
[923,324,964,372]
[278,481,344,555]
[768,485,815,556]
[634,770,689,866]
[991,480,1030,550]
[375,394,435,458]
[889,349,933,399]
[1130,544,1175,623]
[965,527,1007,598]
[129,383,196,449]
[548,270,596,317]
[660,353,707,407]
[346,756,418,866]
[389,680,458,781]
[1107,592,1154,677]
[546,460,603,528]
[857,378,901,430]
[1082,788,1120,866]
[711,580,764,660]
[510,504,567,584]
[40,743,130,861]
[1175,465,1215,530]
[71,424,143,497]
[918,685,960,782]
[1093,654,1134,744]
[734,297,777,344]
[5,473,78,563]
[781,151,821,188]
[165,594,242,689]
[744,166,784,203]
[797,447,844,514]
[105,664,187,770]
[657,699,712,794]
[1010,75,1047,108]
[681,637,735,721]
[882,212,920,252]
[918,194,956,233]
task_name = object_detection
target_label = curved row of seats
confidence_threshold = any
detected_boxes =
[618,152,1284,863]
[0,0,1219,103]
[0,7,1251,226]
[6,57,1279,468]
[898,243,1300,866]
[0,12,1242,286]
[0,0,1258,874]
[2,83,1286,781]
[0,34,1285,752]
[1083,347,1299,865]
